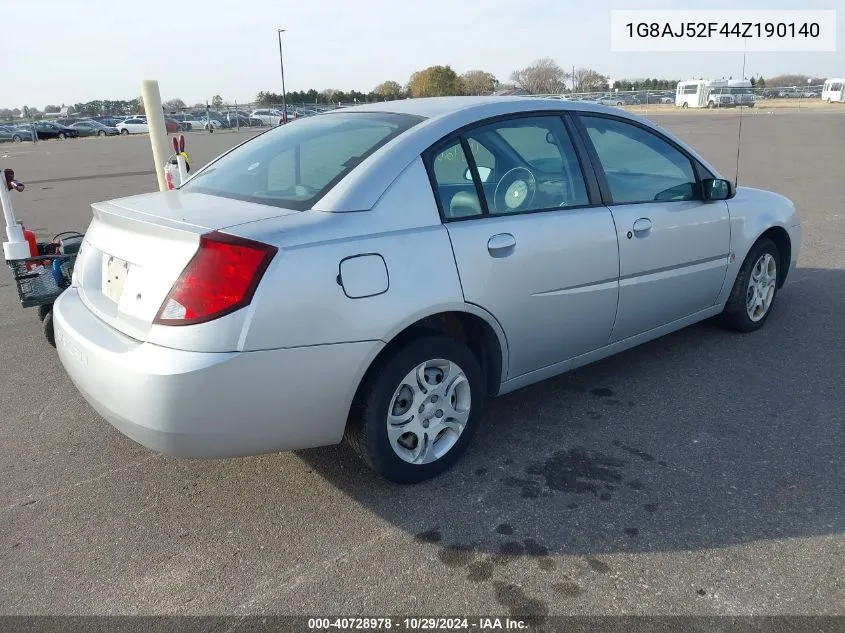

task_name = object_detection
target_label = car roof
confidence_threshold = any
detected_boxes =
[341,95,613,119]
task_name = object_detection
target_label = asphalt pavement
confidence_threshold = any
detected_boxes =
[1,111,843,619]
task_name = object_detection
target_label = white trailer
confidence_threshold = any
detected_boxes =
[821,79,845,103]
[676,79,755,108]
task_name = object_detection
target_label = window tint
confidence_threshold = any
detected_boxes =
[580,115,697,204]
[465,116,589,214]
[431,141,483,219]
[183,112,422,210]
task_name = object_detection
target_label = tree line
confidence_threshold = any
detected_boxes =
[1,65,830,120]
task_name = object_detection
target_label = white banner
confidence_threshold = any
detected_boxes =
[611,10,837,52]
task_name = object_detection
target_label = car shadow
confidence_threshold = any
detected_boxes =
[296,267,844,564]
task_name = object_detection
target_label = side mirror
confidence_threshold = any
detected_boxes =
[702,178,735,201]
[464,166,492,183]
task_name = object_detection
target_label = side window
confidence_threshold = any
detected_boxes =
[579,115,698,204]
[430,141,483,219]
[465,116,589,214]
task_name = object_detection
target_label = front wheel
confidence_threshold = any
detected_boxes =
[58,132,66,139]
[12,134,21,142]
[719,238,781,332]
[707,101,716,109]
[345,334,485,483]
[120,128,129,135]
[98,130,106,136]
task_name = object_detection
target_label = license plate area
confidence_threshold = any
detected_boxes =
[103,255,130,303]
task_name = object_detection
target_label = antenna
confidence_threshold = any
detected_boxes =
[734,51,747,186]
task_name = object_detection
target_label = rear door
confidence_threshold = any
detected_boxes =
[574,113,730,342]
[428,114,620,379]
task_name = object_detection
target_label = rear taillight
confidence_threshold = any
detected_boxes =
[154,231,277,326]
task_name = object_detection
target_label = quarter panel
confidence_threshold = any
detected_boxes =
[240,224,465,350]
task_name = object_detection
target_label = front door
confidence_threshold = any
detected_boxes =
[576,114,731,342]
[427,115,620,379]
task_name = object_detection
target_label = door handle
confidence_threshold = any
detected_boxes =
[487,233,516,257]
[632,218,653,236]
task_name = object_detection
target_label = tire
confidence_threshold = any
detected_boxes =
[98,130,106,136]
[120,128,129,135]
[345,334,485,484]
[58,132,66,139]
[616,102,623,107]
[719,238,781,333]
[37,304,51,322]
[681,102,688,109]
[43,309,56,348]
[707,101,716,109]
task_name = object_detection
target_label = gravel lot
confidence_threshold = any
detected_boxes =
[1,110,843,619]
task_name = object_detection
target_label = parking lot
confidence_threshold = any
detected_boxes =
[1,110,843,619]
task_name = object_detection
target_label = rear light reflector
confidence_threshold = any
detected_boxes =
[154,231,277,326]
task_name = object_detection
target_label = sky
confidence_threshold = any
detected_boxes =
[2,0,842,109]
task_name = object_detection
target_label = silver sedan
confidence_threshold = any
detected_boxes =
[53,97,802,483]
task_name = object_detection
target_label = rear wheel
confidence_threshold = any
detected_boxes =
[345,334,485,483]
[43,310,56,347]
[12,134,21,142]
[719,238,781,333]
[681,102,688,109]
[707,101,716,109]
[58,132,66,139]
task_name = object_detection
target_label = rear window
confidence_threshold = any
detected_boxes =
[184,112,423,211]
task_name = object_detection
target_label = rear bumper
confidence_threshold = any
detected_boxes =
[53,288,382,458]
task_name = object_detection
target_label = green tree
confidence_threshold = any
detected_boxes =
[407,65,462,97]
[211,95,223,108]
[43,104,60,113]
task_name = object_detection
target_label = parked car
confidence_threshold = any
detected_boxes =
[164,118,183,133]
[165,114,194,131]
[187,113,224,130]
[70,120,120,137]
[53,97,802,483]
[596,94,625,107]
[93,116,125,127]
[0,125,33,142]
[32,121,79,139]
[250,108,284,125]
[225,112,264,127]
[116,117,148,134]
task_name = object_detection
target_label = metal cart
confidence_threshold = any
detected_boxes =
[2,167,83,346]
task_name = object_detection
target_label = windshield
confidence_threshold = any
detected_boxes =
[183,112,424,210]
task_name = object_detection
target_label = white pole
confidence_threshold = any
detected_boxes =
[141,80,170,192]
[1,184,29,261]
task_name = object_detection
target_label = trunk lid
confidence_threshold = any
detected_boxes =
[74,190,298,342]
